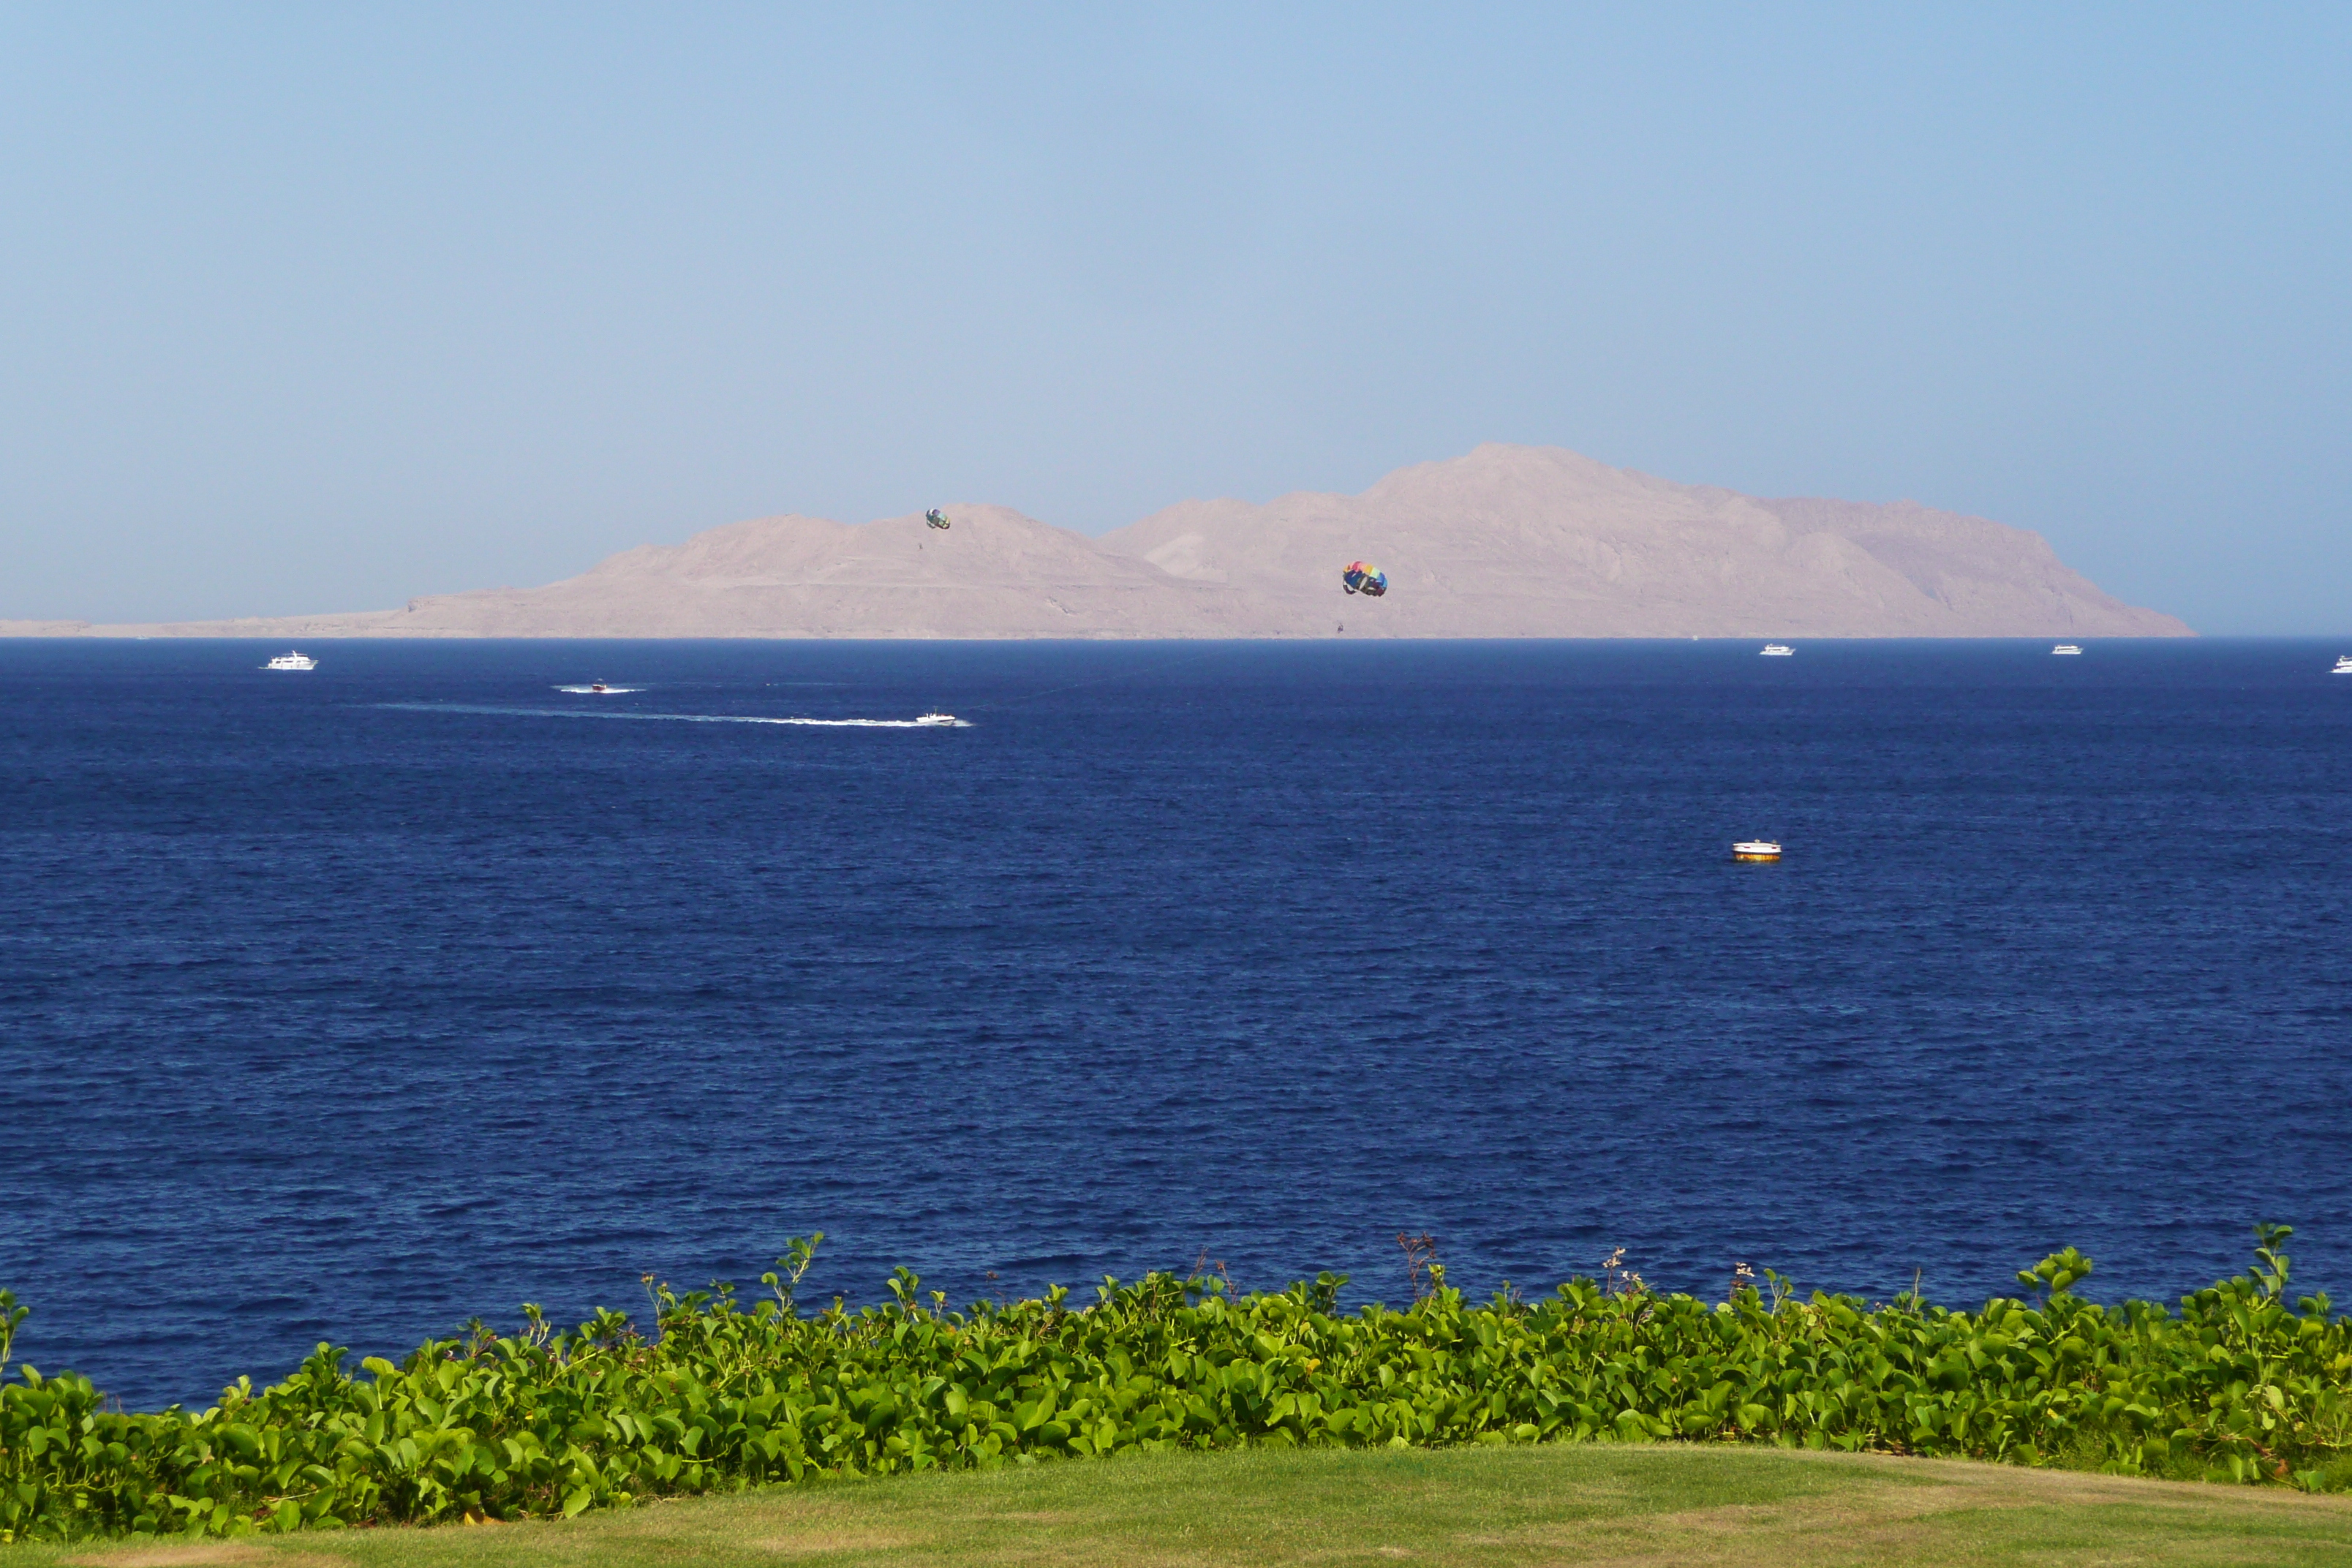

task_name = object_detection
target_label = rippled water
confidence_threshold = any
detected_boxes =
[3,638,2347,1409]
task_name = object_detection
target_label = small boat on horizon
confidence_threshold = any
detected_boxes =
[1760,644,1794,657]
[2334,656,2352,675]
[2052,644,2082,656]
[915,712,958,726]
[263,651,316,671]
[1733,840,1783,862]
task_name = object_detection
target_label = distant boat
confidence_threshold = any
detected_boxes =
[1733,840,1783,862]
[591,682,608,693]
[1760,644,1794,657]
[2335,657,2352,675]
[2051,644,2082,656]
[915,712,958,726]
[263,651,315,671]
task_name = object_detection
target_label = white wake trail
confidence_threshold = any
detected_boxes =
[728,715,970,728]
[382,703,968,728]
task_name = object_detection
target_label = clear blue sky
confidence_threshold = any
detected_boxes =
[4,4,2346,631]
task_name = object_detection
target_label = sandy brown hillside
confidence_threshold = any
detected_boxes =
[1098,445,2187,638]
[339,505,1243,638]
[4,445,2189,638]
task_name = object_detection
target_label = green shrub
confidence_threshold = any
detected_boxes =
[4,1226,2347,1545]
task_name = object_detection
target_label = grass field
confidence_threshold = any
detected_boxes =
[22,1445,2352,1568]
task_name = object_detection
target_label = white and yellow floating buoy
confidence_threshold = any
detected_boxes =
[1732,840,1782,862]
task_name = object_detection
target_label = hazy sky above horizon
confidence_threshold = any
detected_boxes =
[4,6,2347,631]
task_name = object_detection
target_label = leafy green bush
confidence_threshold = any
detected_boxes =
[4,1227,2347,1545]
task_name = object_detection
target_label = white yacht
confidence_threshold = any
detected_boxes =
[2051,644,2082,656]
[1760,644,1794,657]
[2334,656,2352,675]
[263,651,316,671]
[1733,840,1783,862]
[915,712,958,726]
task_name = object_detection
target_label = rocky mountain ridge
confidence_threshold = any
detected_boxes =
[4,445,2190,638]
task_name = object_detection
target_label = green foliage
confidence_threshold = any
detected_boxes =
[0,1292,25,1376]
[759,1234,824,1317]
[2015,1246,2093,1301]
[4,1229,2348,1545]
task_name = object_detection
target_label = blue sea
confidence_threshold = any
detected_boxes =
[3,638,2348,1411]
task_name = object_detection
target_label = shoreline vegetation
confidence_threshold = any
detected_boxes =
[3,1229,2347,1547]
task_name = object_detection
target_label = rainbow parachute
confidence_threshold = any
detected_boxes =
[925,508,951,529]
[1341,560,1388,597]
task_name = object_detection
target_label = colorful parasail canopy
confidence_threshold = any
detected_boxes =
[925,508,951,529]
[1341,560,1388,597]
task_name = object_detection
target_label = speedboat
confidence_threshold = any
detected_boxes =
[263,651,316,671]
[2334,657,2352,674]
[1733,840,1783,862]
[2051,644,2082,656]
[1760,644,1794,657]
[590,682,608,693]
[915,712,957,726]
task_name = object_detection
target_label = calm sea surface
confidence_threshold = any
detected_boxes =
[2,638,2347,1409]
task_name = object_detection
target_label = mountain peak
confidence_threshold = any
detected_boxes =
[9,447,2188,639]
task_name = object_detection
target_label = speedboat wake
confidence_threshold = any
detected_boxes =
[382,703,968,728]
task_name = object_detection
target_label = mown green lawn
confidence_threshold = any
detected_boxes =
[28,1444,2352,1568]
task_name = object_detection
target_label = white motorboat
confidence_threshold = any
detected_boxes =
[2334,657,2352,675]
[1760,644,1794,657]
[263,651,316,671]
[915,712,958,726]
[1733,840,1783,862]
[2051,644,2082,656]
